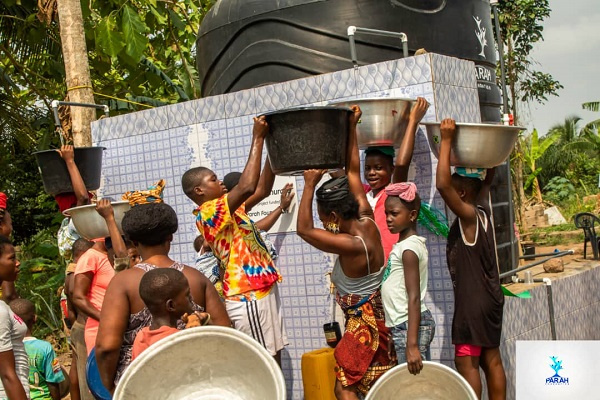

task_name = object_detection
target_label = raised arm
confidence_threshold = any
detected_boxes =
[435,119,476,222]
[245,157,275,212]
[227,116,268,213]
[345,105,373,218]
[393,97,429,183]
[58,145,90,206]
[255,183,294,232]
[296,170,364,256]
[96,199,127,260]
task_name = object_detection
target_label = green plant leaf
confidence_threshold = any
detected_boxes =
[121,5,149,62]
[96,15,126,57]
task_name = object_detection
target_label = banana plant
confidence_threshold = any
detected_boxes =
[522,129,559,203]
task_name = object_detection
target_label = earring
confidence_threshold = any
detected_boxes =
[325,221,340,234]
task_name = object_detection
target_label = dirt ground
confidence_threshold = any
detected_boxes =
[505,241,600,294]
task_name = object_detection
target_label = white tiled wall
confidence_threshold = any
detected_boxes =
[93,53,481,399]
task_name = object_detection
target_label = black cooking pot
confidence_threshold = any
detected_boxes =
[264,106,352,175]
[33,147,105,195]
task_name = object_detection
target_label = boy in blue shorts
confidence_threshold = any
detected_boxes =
[9,299,65,400]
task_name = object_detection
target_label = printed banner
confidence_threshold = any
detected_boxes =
[516,340,600,399]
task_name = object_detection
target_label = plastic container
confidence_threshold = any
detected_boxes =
[33,147,105,195]
[264,107,352,175]
[301,348,337,400]
[86,348,112,400]
[114,327,286,400]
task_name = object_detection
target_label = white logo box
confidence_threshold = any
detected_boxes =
[516,340,600,399]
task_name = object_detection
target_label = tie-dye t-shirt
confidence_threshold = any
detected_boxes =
[195,194,281,301]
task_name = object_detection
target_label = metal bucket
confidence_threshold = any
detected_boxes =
[264,106,352,175]
[365,361,477,400]
[33,147,105,195]
[422,122,523,168]
[330,98,415,148]
[64,201,131,240]
[113,326,286,400]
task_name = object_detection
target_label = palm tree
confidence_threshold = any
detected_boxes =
[522,129,559,203]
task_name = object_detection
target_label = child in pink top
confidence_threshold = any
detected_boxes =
[363,98,429,260]
[132,268,208,360]
[73,245,114,354]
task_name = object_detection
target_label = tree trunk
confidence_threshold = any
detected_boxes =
[56,0,95,147]
[506,34,526,229]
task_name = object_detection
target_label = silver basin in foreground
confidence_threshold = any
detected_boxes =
[331,98,415,148]
[365,361,478,400]
[423,122,524,168]
[63,201,130,240]
[114,327,286,400]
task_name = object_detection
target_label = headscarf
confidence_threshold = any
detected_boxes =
[365,146,395,158]
[122,179,166,206]
[55,193,78,214]
[455,167,487,180]
[385,182,417,202]
[316,176,350,202]
[0,192,7,211]
[0,192,6,219]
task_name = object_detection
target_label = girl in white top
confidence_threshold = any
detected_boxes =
[0,235,28,400]
[380,183,435,375]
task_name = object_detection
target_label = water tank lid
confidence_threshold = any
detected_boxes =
[199,0,325,35]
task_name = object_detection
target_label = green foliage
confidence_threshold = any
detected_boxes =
[496,0,563,122]
[521,129,558,197]
[544,177,575,203]
[15,227,66,344]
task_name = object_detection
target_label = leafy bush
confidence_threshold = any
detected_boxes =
[544,177,576,203]
[15,227,67,349]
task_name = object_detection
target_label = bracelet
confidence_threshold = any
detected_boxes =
[202,313,211,326]
[279,205,288,214]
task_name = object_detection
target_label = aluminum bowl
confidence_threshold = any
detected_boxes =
[330,98,415,148]
[422,122,524,168]
[63,201,131,240]
[114,326,286,400]
[365,361,478,400]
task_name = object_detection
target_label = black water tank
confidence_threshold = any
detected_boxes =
[196,0,502,121]
[196,0,517,273]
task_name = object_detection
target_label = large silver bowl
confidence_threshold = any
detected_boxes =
[423,122,524,168]
[331,98,415,148]
[365,361,478,400]
[114,326,286,400]
[63,201,131,240]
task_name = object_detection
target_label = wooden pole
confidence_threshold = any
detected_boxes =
[56,0,95,147]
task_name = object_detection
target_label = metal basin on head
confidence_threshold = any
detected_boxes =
[113,326,286,400]
[365,361,478,400]
[423,122,524,168]
[64,201,130,240]
[331,98,415,149]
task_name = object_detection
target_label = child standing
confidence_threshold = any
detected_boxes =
[381,182,435,375]
[181,116,288,364]
[0,235,28,400]
[363,98,429,260]
[9,299,65,400]
[132,268,208,360]
[435,119,505,399]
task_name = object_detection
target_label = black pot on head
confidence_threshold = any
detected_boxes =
[264,106,351,176]
[33,147,105,196]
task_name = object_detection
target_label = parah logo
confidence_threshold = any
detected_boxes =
[546,356,569,385]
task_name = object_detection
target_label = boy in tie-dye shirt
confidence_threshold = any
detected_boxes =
[182,116,288,363]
